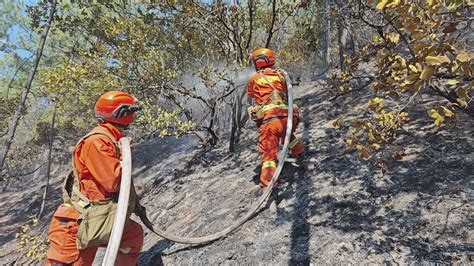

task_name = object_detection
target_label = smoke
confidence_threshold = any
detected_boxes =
[176,63,256,137]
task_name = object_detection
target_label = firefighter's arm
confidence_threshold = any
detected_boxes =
[246,77,256,99]
[83,136,122,193]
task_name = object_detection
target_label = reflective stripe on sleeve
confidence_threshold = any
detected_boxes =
[261,104,288,112]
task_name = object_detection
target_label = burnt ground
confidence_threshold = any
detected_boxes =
[0,81,473,264]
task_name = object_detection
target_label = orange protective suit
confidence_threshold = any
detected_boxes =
[247,68,304,187]
[46,123,143,265]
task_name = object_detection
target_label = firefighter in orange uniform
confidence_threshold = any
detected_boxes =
[46,91,143,265]
[247,48,305,188]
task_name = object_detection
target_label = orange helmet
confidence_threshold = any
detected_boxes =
[94,91,141,125]
[249,48,275,69]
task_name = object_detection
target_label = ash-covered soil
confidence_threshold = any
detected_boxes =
[0,81,472,265]
[135,81,473,264]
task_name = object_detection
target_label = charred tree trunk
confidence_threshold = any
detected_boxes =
[229,95,240,152]
[0,0,56,171]
[229,87,248,152]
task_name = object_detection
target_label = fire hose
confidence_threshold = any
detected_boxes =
[103,71,295,265]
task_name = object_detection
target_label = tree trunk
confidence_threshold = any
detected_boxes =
[265,0,277,48]
[322,0,331,73]
[38,103,56,220]
[229,97,238,152]
[235,88,248,143]
[337,17,345,71]
[229,87,248,152]
[337,2,355,71]
[0,0,57,170]
[245,0,254,51]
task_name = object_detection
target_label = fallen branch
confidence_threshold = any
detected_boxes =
[430,83,474,117]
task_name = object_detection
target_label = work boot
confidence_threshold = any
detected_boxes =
[289,140,305,158]
[259,167,275,188]
[268,190,279,213]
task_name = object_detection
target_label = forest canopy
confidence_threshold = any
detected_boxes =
[1,0,472,182]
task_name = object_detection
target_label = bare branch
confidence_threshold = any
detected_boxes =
[245,0,254,50]
[265,0,277,48]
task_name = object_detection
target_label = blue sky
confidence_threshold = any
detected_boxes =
[0,0,39,60]
[1,0,231,61]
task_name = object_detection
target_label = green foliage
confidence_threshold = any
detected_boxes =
[27,0,317,144]
[0,0,328,176]
[333,0,473,160]
[0,0,31,52]
[0,95,18,137]
[278,1,321,68]
[38,56,123,140]
[137,106,194,137]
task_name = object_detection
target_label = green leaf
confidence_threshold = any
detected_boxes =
[386,32,400,43]
[441,106,454,118]
[376,0,389,10]
[332,116,344,128]
[427,109,439,119]
[420,66,436,80]
[425,55,442,65]
[456,51,471,62]
[447,79,460,85]
[386,0,400,8]
[457,87,470,100]
[434,116,444,126]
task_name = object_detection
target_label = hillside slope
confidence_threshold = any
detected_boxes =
[0,81,472,264]
[134,81,473,264]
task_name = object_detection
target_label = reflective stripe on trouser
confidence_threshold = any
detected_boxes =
[288,137,304,157]
[288,138,299,149]
[262,161,277,169]
[258,117,299,187]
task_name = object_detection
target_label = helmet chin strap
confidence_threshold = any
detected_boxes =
[113,122,129,131]
[120,124,129,131]
[97,119,129,131]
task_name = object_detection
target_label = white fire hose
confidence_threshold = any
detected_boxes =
[103,71,295,264]
[102,138,132,265]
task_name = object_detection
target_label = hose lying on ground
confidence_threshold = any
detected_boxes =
[103,71,295,263]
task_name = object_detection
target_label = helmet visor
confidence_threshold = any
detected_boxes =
[250,54,271,63]
[111,103,143,119]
